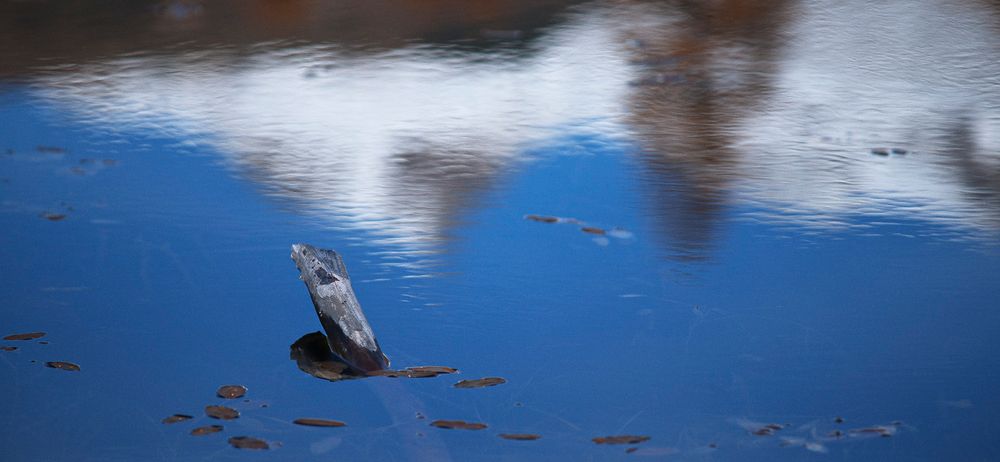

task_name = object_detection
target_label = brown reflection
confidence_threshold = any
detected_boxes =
[0,0,578,77]
[621,0,793,259]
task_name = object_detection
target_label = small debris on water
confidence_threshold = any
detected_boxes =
[525,214,559,223]
[849,426,896,437]
[191,425,223,436]
[415,412,425,420]
[498,433,541,441]
[45,361,80,371]
[205,405,240,420]
[891,148,908,155]
[36,146,66,154]
[454,377,506,388]
[216,385,247,399]
[592,435,651,445]
[871,147,889,156]
[4,332,46,341]
[368,366,458,379]
[229,436,269,450]
[293,418,346,427]
[581,226,606,235]
[834,416,844,424]
[41,213,66,221]
[1,346,17,351]
[624,447,679,456]
[162,414,193,424]
[625,447,638,454]
[38,341,49,345]
[430,420,487,430]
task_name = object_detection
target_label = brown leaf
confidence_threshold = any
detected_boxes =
[430,420,487,430]
[205,405,240,420]
[228,436,269,450]
[454,377,506,388]
[191,425,224,436]
[407,366,458,375]
[4,332,46,341]
[216,385,247,399]
[592,435,651,445]
[499,433,540,441]
[45,361,80,371]
[293,418,346,427]
[162,414,193,424]
[581,226,606,235]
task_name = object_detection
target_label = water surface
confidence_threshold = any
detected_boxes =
[2,1,999,460]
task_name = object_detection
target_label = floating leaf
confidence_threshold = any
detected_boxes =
[206,405,240,420]
[499,433,540,441]
[191,425,224,436]
[45,361,80,371]
[216,385,247,399]
[229,436,269,450]
[592,435,650,445]
[454,377,506,388]
[407,366,458,375]
[525,214,559,223]
[4,332,45,341]
[41,213,66,221]
[430,420,487,430]
[162,414,193,424]
[581,226,606,235]
[369,366,458,379]
[293,418,346,427]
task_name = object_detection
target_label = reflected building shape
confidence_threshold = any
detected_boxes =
[9,0,1000,264]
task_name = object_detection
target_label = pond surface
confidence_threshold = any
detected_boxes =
[2,1,999,460]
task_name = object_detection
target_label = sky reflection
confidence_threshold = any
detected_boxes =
[17,0,1000,263]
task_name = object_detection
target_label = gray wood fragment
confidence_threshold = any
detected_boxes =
[291,243,389,372]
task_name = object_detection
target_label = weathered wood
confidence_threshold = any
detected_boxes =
[291,243,389,372]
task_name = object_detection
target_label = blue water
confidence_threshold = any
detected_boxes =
[3,86,999,461]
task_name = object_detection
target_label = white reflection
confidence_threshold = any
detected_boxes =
[28,0,1000,263]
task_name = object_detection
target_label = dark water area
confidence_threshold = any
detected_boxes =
[2,1,1000,460]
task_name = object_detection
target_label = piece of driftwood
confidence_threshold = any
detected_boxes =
[291,244,389,372]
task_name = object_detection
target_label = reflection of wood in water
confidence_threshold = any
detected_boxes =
[620,0,792,259]
[288,331,451,460]
[0,0,579,76]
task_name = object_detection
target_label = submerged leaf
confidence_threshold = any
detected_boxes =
[45,361,80,371]
[592,435,651,445]
[205,405,240,420]
[525,214,559,223]
[454,377,506,388]
[162,414,193,424]
[431,420,487,430]
[216,385,247,399]
[293,418,346,427]
[229,436,269,450]
[191,425,224,436]
[4,332,45,341]
[499,433,540,441]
